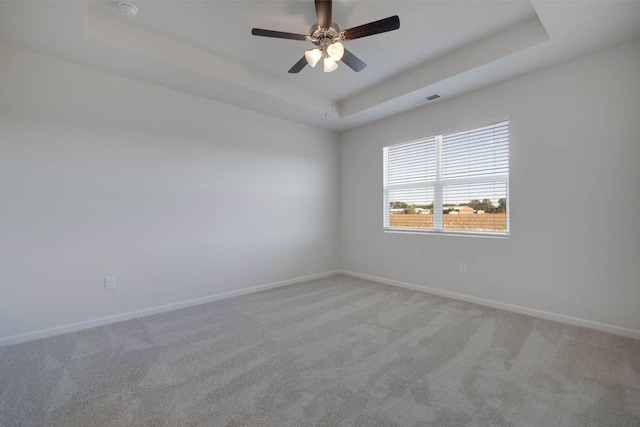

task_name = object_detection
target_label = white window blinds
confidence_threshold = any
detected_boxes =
[383,120,509,235]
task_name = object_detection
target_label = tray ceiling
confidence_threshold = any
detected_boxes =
[1,1,639,131]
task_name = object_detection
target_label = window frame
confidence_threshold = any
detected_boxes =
[383,119,510,238]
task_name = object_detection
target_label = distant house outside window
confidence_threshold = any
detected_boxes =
[383,120,510,236]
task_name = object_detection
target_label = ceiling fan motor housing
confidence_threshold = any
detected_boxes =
[310,23,342,48]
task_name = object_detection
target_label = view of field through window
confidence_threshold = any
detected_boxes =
[388,199,508,232]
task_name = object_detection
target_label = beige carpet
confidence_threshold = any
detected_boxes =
[1,274,639,426]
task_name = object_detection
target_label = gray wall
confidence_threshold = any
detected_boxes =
[0,44,340,342]
[339,39,640,334]
[2,38,639,344]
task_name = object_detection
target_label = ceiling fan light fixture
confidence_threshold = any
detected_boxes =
[324,57,338,73]
[305,49,323,67]
[327,41,344,61]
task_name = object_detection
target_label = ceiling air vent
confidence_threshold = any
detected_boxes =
[426,94,440,101]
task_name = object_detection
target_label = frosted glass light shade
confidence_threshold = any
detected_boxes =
[304,49,323,67]
[323,57,338,73]
[327,42,344,61]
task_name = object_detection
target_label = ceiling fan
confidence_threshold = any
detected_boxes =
[251,0,400,74]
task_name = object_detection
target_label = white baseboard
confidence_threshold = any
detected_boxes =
[0,270,340,347]
[339,270,640,340]
[5,269,637,346]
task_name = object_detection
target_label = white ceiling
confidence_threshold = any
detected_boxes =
[1,1,639,132]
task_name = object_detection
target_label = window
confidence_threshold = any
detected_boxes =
[383,120,509,236]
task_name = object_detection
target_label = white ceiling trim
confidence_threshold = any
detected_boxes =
[339,16,549,118]
[86,3,329,117]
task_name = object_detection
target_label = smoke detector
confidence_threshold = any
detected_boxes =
[118,2,138,17]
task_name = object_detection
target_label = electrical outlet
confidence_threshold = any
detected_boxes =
[325,250,330,257]
[104,277,116,290]
[459,261,468,273]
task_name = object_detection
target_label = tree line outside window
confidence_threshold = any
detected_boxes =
[389,198,507,214]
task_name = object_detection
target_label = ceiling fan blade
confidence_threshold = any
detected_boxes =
[315,0,332,29]
[342,15,400,41]
[288,56,308,73]
[251,28,308,41]
[341,49,367,72]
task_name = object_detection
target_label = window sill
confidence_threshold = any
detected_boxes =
[383,228,510,239]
